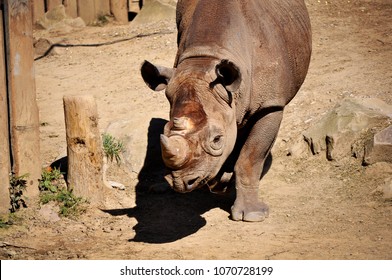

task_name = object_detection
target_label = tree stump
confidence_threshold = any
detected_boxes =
[63,95,106,205]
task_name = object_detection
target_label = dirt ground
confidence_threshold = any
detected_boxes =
[1,0,391,260]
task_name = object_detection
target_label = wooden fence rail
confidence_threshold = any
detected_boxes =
[1,1,41,215]
[0,0,137,215]
[32,0,131,25]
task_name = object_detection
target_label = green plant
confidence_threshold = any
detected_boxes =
[39,167,63,192]
[0,218,10,229]
[97,14,109,25]
[0,213,19,229]
[39,168,87,218]
[9,173,29,213]
[102,133,124,164]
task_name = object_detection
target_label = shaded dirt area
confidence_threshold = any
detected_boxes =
[1,0,391,259]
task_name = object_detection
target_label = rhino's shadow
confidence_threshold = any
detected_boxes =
[103,118,235,244]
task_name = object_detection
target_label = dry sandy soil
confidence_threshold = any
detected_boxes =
[1,0,391,260]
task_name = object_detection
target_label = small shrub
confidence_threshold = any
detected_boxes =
[39,168,87,218]
[39,167,63,193]
[102,133,124,165]
[9,173,29,213]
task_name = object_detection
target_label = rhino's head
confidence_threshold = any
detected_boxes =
[141,59,241,192]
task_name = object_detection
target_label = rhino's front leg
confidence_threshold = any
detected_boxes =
[231,109,283,222]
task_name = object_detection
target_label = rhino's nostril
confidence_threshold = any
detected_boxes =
[186,177,199,190]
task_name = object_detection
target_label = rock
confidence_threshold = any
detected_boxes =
[39,202,61,222]
[105,118,167,180]
[381,178,392,200]
[108,181,126,190]
[36,5,85,34]
[132,0,176,26]
[302,98,392,162]
[372,178,392,201]
[363,125,392,165]
[33,38,64,58]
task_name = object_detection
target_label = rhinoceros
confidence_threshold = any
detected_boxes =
[140,0,312,222]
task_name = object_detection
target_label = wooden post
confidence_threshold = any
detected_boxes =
[4,0,41,199]
[63,0,78,18]
[46,0,62,11]
[77,0,96,24]
[110,0,128,24]
[0,10,11,215]
[32,0,45,23]
[95,0,110,16]
[63,95,106,205]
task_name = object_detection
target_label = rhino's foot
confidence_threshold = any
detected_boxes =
[231,201,269,222]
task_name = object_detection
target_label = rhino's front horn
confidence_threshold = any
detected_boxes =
[160,134,190,169]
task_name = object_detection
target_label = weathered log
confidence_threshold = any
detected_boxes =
[63,95,106,205]
[4,0,41,198]
[0,10,11,215]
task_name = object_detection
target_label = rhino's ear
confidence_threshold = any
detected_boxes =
[215,59,241,92]
[141,60,174,91]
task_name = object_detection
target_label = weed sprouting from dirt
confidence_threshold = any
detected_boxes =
[0,218,10,229]
[39,167,88,218]
[9,173,29,213]
[102,133,124,165]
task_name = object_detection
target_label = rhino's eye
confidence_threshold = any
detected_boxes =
[211,135,224,150]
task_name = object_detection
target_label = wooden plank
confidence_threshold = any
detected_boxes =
[63,95,106,205]
[110,0,128,24]
[46,0,62,11]
[4,0,41,199]
[95,0,110,16]
[32,0,45,23]
[0,10,11,215]
[77,0,96,24]
[63,0,78,18]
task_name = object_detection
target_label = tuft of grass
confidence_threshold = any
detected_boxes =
[0,218,10,229]
[39,167,88,218]
[102,133,124,165]
[9,173,29,213]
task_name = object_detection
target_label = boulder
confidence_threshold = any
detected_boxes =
[105,118,167,181]
[131,0,176,26]
[363,125,392,165]
[372,177,392,201]
[36,5,86,34]
[302,98,392,163]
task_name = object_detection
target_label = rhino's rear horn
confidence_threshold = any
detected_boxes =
[160,134,190,169]
[172,117,188,131]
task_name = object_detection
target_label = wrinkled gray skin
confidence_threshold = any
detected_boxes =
[141,0,312,222]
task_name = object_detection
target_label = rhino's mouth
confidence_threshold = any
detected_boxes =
[165,172,210,193]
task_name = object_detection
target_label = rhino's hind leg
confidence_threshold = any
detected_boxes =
[231,109,283,222]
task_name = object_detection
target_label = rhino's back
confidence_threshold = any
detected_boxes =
[175,0,312,114]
